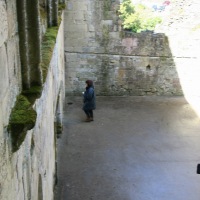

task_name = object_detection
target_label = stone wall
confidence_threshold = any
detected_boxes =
[0,1,22,196]
[64,0,183,96]
[154,0,200,115]
[0,1,65,199]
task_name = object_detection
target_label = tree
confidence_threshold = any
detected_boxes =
[119,0,162,33]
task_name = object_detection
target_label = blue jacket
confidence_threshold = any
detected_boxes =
[83,87,96,110]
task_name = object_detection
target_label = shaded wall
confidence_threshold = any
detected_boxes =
[0,1,65,199]
[64,0,182,96]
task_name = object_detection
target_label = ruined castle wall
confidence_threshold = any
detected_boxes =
[0,1,65,199]
[0,3,22,198]
[64,0,200,96]
[0,1,21,127]
[64,0,182,96]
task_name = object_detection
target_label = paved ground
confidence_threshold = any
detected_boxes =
[55,96,200,200]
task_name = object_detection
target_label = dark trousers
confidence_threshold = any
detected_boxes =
[84,109,93,118]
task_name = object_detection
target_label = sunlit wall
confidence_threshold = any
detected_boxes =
[155,0,200,117]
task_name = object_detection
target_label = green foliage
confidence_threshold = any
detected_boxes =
[119,0,135,20]
[119,0,162,33]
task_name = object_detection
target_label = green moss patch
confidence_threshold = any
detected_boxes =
[58,3,66,25]
[10,95,37,124]
[102,25,110,52]
[40,6,47,20]
[23,85,42,95]
[40,26,59,81]
[41,2,65,81]
[58,3,66,11]
[9,95,37,152]
[22,86,42,104]
[103,0,112,18]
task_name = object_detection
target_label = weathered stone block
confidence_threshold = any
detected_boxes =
[67,24,88,33]
[0,44,9,100]
[64,11,75,20]
[88,25,95,32]
[73,11,85,20]
[6,1,18,38]
[64,0,196,96]
[101,20,113,26]
[0,1,8,47]
[0,8,65,200]
[71,2,88,11]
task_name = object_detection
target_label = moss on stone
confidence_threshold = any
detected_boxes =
[10,95,37,126]
[39,6,47,21]
[40,26,59,81]
[23,85,42,95]
[103,0,111,19]
[22,86,42,104]
[56,123,63,135]
[100,57,109,94]
[10,95,36,124]
[58,3,66,11]
[102,25,110,52]
[160,56,167,62]
[41,2,65,81]
[8,95,37,152]
[58,3,65,25]
[27,0,42,87]
[119,30,126,38]
[40,2,65,81]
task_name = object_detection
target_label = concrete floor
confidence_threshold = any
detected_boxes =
[55,96,200,200]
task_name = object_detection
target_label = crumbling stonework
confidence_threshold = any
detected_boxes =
[64,0,180,95]
[0,1,65,199]
[64,0,199,96]
[0,1,22,197]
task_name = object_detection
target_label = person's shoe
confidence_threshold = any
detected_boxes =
[85,117,91,122]
[90,117,94,121]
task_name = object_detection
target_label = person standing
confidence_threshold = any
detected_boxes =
[83,80,96,122]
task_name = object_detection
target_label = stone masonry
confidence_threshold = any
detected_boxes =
[64,0,182,96]
[0,1,65,200]
[64,0,200,97]
[0,0,200,199]
[155,0,200,112]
